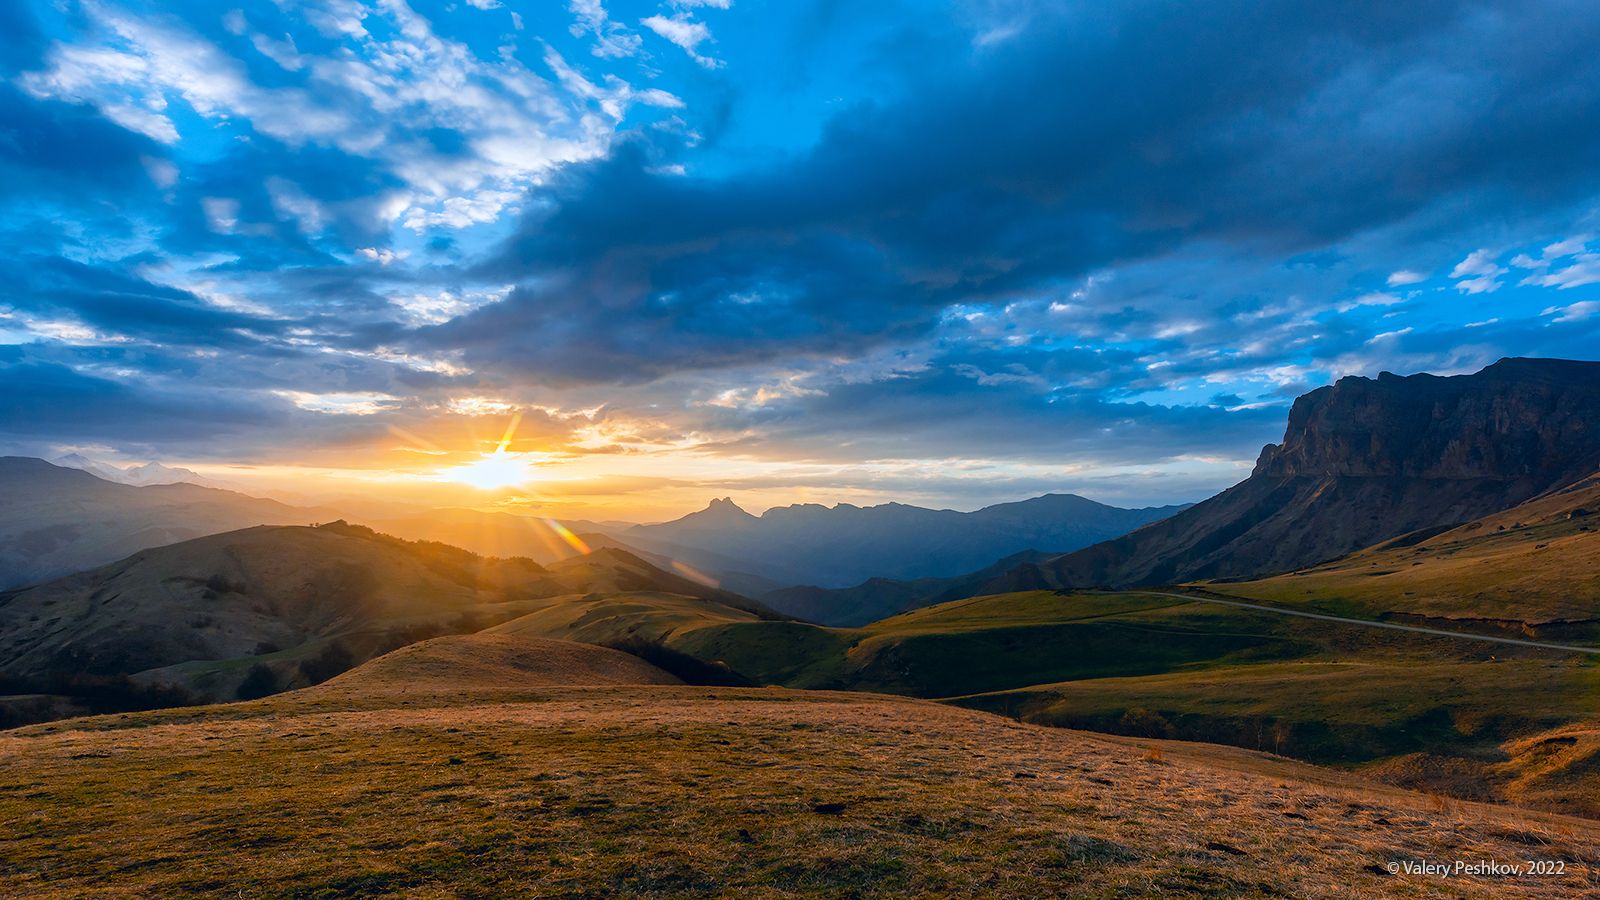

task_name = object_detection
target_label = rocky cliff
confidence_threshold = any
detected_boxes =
[1010,358,1600,589]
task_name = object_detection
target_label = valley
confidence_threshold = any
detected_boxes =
[4,635,1597,897]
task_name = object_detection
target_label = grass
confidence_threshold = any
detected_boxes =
[4,678,1600,897]
[1215,501,1600,637]
[642,589,1600,817]
[670,592,1317,696]
[954,658,1599,762]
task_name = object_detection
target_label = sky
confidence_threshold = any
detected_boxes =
[2,0,1599,520]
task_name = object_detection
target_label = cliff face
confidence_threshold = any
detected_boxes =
[1016,358,1600,590]
[1255,359,1600,481]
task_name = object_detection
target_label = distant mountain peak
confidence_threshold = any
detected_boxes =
[48,454,215,487]
[693,497,756,519]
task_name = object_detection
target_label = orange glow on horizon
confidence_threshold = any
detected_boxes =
[433,412,541,490]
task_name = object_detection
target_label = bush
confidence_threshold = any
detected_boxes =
[236,664,279,700]
[603,638,756,687]
[1118,707,1175,739]
[205,573,247,595]
[298,640,356,685]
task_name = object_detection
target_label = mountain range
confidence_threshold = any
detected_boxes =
[622,493,1190,590]
[52,453,219,488]
[0,457,334,590]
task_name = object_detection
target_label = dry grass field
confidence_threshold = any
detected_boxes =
[3,636,1598,897]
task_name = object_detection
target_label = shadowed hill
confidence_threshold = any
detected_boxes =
[762,550,1055,626]
[0,456,333,590]
[0,522,772,709]
[992,358,1600,591]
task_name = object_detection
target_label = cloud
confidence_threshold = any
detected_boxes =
[641,13,724,68]
[1450,249,1506,294]
[453,2,1600,392]
[1511,236,1600,290]
[1542,300,1600,323]
[7,0,1600,506]
[569,0,643,59]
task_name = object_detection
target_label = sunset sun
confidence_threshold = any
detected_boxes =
[438,449,535,490]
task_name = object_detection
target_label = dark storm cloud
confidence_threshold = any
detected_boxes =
[3,255,287,349]
[439,0,1600,383]
[0,353,278,445]
[0,87,162,197]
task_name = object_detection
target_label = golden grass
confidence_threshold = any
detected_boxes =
[1218,491,1600,628]
[316,633,683,694]
[3,681,1599,897]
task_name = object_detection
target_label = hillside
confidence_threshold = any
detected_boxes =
[0,457,330,590]
[625,493,1188,589]
[1220,470,1600,634]
[647,587,1600,817]
[313,633,681,695]
[3,674,1595,896]
[764,549,1055,626]
[0,523,771,713]
[989,358,1600,592]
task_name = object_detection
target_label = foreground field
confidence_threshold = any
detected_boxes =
[3,647,1599,897]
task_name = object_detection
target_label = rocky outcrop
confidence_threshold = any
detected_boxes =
[1255,358,1600,481]
[1018,358,1600,589]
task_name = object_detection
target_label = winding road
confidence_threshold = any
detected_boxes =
[1124,591,1600,656]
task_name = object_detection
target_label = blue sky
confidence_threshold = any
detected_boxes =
[2,0,1599,516]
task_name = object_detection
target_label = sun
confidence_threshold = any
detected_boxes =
[438,449,535,490]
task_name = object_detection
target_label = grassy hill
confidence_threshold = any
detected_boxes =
[651,589,1600,816]
[315,633,682,695]
[0,523,772,719]
[4,657,1597,897]
[1216,472,1600,635]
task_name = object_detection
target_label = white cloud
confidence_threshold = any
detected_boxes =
[201,197,240,233]
[1541,300,1600,323]
[1449,248,1506,294]
[1338,291,1402,312]
[388,286,511,325]
[1385,269,1425,286]
[266,177,328,235]
[273,390,404,415]
[1509,236,1598,290]
[141,156,179,188]
[641,13,724,68]
[357,247,407,265]
[569,0,643,58]
[22,1,659,234]
[251,31,305,71]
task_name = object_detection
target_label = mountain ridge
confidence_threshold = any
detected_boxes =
[625,492,1190,590]
[1008,357,1600,591]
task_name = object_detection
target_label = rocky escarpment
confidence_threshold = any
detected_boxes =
[1008,358,1600,589]
[1255,358,1600,481]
